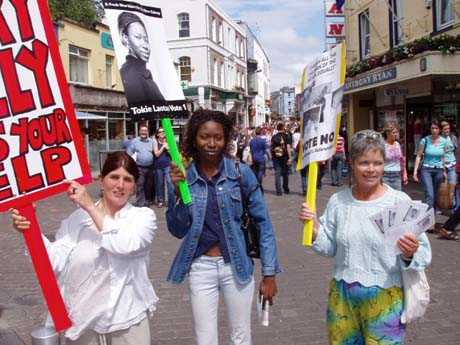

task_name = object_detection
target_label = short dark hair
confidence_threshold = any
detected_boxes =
[118,12,145,35]
[182,109,234,161]
[276,123,284,131]
[101,151,139,181]
[431,120,440,128]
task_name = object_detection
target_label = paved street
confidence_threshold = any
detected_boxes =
[0,171,459,345]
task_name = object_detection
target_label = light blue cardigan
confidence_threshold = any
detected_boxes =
[313,186,432,289]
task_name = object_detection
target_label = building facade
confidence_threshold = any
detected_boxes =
[279,86,296,118]
[344,0,460,169]
[238,21,271,127]
[160,0,249,126]
[270,90,281,119]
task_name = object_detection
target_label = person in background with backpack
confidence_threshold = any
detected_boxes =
[167,109,280,345]
[271,123,292,196]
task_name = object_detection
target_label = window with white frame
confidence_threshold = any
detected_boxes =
[105,55,113,88]
[179,56,191,82]
[218,22,223,45]
[235,34,239,55]
[219,62,224,87]
[213,59,218,86]
[211,17,217,41]
[69,45,89,83]
[178,13,190,38]
[210,58,215,85]
[359,10,371,59]
[217,61,222,87]
[227,28,231,48]
[389,0,404,47]
[436,0,454,30]
[228,65,234,87]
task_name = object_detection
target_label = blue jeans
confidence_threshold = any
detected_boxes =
[300,165,325,193]
[300,167,308,194]
[331,154,345,185]
[251,160,266,186]
[155,166,171,203]
[273,158,289,194]
[383,171,402,190]
[447,166,457,185]
[135,165,154,207]
[420,167,444,209]
[189,256,255,345]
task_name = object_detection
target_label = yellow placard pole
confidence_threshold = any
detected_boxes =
[302,162,318,246]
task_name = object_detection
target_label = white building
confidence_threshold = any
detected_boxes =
[160,0,249,125]
[279,86,296,118]
[238,21,271,127]
[270,90,281,119]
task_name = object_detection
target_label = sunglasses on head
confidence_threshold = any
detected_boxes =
[355,130,382,140]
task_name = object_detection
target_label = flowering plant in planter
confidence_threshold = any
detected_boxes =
[347,34,460,78]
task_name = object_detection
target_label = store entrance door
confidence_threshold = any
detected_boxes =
[406,96,433,171]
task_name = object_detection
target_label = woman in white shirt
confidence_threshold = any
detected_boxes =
[11,151,158,345]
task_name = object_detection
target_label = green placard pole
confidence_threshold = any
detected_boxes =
[161,118,192,205]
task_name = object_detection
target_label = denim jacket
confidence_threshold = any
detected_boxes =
[166,156,281,285]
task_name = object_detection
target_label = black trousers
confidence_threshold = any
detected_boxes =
[443,207,460,232]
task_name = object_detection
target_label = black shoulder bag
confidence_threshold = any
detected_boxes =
[235,162,261,259]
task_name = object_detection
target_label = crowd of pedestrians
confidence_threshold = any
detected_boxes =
[10,110,460,345]
[126,124,172,208]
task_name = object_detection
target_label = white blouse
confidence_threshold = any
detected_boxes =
[42,203,158,340]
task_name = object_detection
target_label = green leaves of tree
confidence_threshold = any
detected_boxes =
[48,0,104,27]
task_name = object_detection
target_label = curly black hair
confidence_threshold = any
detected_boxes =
[182,109,234,161]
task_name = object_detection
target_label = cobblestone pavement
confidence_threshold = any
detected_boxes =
[0,170,459,345]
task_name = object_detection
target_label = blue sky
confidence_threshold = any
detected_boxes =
[217,0,325,91]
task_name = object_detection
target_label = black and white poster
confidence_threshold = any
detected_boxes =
[102,0,188,120]
[298,43,345,168]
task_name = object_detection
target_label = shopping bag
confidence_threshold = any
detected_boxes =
[437,181,455,209]
[401,269,430,324]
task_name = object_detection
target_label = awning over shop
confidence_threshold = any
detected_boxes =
[76,111,107,120]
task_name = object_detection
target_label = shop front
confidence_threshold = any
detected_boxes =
[345,51,460,171]
[77,111,135,172]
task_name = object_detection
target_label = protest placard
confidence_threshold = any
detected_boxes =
[0,0,92,331]
[298,43,346,246]
[103,0,188,121]
[298,43,346,168]
[0,0,91,212]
